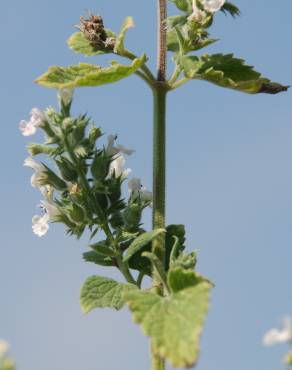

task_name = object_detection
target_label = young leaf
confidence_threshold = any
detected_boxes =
[67,31,116,57]
[123,229,166,263]
[167,267,205,293]
[125,281,212,368]
[35,55,147,89]
[177,53,289,94]
[114,16,135,55]
[83,251,114,267]
[80,275,136,313]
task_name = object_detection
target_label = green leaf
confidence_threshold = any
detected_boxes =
[83,251,114,267]
[80,276,136,312]
[114,16,135,55]
[167,267,204,293]
[67,31,115,56]
[35,55,147,89]
[177,53,289,94]
[90,241,116,257]
[123,228,166,263]
[221,2,241,17]
[125,281,212,368]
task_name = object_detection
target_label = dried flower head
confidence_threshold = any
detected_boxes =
[78,14,115,51]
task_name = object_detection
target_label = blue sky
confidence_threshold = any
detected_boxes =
[0,1,291,370]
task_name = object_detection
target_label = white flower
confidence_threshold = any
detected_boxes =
[108,154,131,179]
[106,135,135,156]
[19,108,44,136]
[58,88,74,106]
[32,214,50,237]
[201,0,225,13]
[128,177,153,203]
[23,157,46,188]
[263,317,292,346]
[32,187,60,237]
[0,340,9,358]
[188,0,207,22]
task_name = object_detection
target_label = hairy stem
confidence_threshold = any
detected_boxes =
[151,1,168,370]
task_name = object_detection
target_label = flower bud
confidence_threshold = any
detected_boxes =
[58,88,74,107]
[122,204,142,231]
[91,152,111,181]
[89,127,103,145]
[68,203,85,223]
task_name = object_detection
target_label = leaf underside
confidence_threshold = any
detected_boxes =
[177,53,289,94]
[35,55,147,89]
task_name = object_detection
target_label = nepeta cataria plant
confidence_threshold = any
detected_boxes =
[21,1,288,369]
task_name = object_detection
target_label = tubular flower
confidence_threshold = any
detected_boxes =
[23,157,46,188]
[263,316,292,346]
[108,154,132,179]
[128,177,153,203]
[106,134,135,156]
[19,108,44,136]
[58,88,74,106]
[201,0,225,12]
[188,0,206,22]
[32,187,60,237]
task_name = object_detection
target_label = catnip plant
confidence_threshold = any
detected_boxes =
[21,1,288,369]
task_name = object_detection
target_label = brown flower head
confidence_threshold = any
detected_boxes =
[78,14,115,51]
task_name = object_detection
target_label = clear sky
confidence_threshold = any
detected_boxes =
[0,1,291,370]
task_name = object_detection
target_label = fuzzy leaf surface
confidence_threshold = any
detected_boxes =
[123,228,165,263]
[80,275,136,313]
[125,281,212,368]
[67,31,115,56]
[177,53,289,94]
[114,16,135,55]
[36,55,146,89]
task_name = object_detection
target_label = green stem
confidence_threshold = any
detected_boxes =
[151,0,167,368]
[152,87,167,266]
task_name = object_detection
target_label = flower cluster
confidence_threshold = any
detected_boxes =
[20,91,152,239]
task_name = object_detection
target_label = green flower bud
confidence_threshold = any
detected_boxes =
[89,127,103,145]
[122,204,142,231]
[27,143,58,157]
[91,152,111,181]
[68,203,85,223]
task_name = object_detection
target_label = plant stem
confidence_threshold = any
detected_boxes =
[151,1,168,370]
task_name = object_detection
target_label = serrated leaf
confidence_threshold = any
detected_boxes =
[177,53,289,94]
[125,281,212,368]
[123,229,166,263]
[114,16,135,55]
[35,55,147,89]
[80,276,136,312]
[167,28,217,53]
